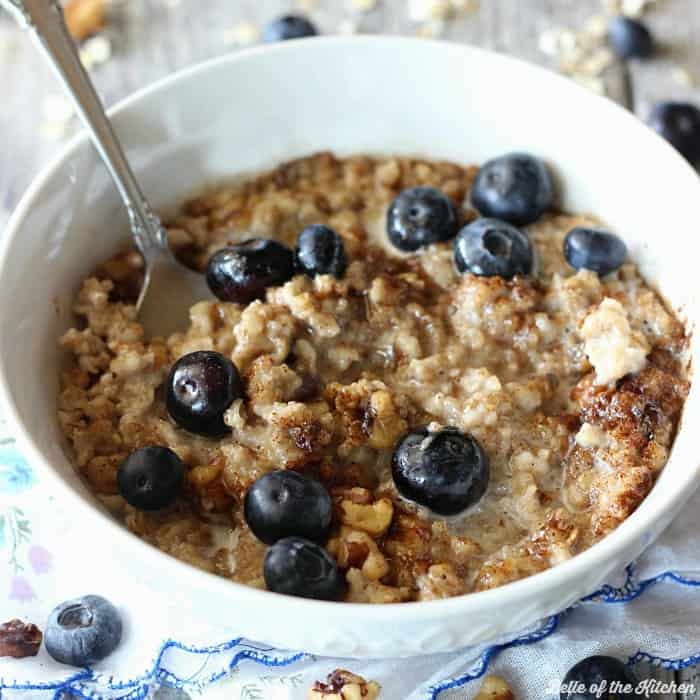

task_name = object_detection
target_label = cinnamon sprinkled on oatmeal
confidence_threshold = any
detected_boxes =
[58,152,689,601]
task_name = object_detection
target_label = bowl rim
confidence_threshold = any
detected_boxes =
[0,35,698,625]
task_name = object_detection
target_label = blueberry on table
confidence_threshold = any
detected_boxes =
[386,186,459,252]
[205,239,295,304]
[561,655,637,699]
[295,225,347,279]
[263,14,318,42]
[166,350,242,437]
[244,470,333,545]
[471,153,553,226]
[608,16,654,60]
[454,218,533,279]
[391,427,489,516]
[45,595,122,666]
[117,446,185,511]
[264,537,344,600]
[648,101,700,164]
[564,227,627,277]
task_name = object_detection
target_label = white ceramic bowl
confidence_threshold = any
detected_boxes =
[0,37,698,658]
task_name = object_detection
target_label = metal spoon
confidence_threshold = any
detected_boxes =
[2,0,211,337]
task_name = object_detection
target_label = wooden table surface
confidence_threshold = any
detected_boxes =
[0,1,698,697]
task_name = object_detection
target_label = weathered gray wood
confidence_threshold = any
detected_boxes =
[680,666,700,700]
[0,1,699,696]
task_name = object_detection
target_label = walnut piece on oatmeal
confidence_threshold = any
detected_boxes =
[475,675,515,700]
[337,495,394,537]
[309,669,381,700]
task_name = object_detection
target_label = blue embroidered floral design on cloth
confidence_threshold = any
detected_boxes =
[1,406,700,700]
[0,443,35,494]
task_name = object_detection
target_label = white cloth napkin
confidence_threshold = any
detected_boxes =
[1,404,699,700]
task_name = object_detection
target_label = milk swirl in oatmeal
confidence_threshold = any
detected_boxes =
[58,152,689,602]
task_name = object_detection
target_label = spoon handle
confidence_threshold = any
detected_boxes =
[1,0,167,259]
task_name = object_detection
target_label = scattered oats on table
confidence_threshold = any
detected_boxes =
[349,0,378,12]
[79,34,112,70]
[537,0,661,96]
[222,22,261,47]
[296,0,318,11]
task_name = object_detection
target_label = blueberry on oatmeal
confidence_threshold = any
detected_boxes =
[608,16,654,60]
[648,102,700,164]
[205,239,295,304]
[454,218,533,278]
[295,224,347,279]
[264,537,344,600]
[263,14,318,42]
[244,470,333,545]
[45,595,122,667]
[561,655,637,699]
[564,227,627,277]
[392,427,489,516]
[117,446,185,511]
[166,350,242,437]
[386,186,459,252]
[471,153,553,225]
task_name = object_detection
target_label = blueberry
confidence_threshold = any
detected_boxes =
[454,218,533,278]
[386,186,459,252]
[561,655,637,699]
[608,16,654,60]
[648,101,700,164]
[471,153,553,226]
[263,14,318,42]
[295,225,347,279]
[45,595,122,666]
[564,227,627,277]
[244,470,332,545]
[117,446,185,511]
[166,350,242,437]
[264,537,344,600]
[206,239,295,304]
[392,427,489,516]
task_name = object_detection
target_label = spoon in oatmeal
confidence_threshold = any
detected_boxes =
[2,0,210,337]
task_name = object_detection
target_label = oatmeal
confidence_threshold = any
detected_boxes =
[58,152,689,601]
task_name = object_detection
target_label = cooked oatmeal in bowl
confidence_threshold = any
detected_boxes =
[57,151,690,604]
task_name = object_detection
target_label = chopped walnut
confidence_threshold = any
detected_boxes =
[475,675,515,700]
[416,562,464,600]
[331,486,374,505]
[0,619,42,658]
[309,669,381,700]
[64,0,106,41]
[346,568,411,603]
[328,526,389,581]
[338,497,393,537]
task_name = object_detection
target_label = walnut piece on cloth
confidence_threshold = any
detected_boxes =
[308,669,381,699]
[475,675,515,699]
[0,619,43,658]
